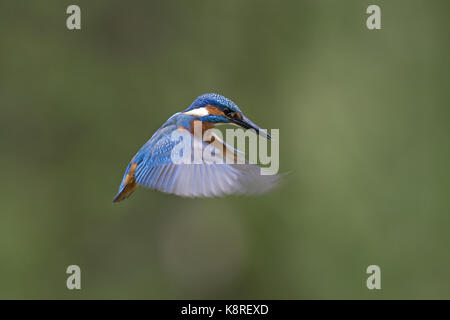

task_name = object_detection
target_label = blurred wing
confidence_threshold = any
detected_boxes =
[133,127,280,197]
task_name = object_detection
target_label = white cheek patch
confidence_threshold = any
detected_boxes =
[183,107,209,117]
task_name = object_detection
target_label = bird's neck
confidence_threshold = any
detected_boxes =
[188,119,215,135]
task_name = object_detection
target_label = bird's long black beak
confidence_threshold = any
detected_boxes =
[232,116,271,140]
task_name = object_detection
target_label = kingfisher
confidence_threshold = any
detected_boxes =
[113,93,280,202]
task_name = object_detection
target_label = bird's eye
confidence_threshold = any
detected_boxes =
[223,107,231,115]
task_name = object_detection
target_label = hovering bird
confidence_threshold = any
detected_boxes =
[113,93,280,202]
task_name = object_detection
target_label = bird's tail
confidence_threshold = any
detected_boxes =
[113,182,137,202]
[113,162,139,203]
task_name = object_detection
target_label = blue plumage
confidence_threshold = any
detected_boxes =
[113,93,279,202]
[185,93,242,114]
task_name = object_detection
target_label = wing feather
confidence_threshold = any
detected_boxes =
[129,122,281,198]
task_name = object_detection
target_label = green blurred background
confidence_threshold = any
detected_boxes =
[0,0,449,299]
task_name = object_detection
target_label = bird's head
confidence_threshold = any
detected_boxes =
[183,93,271,139]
